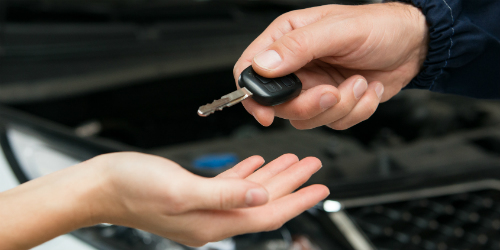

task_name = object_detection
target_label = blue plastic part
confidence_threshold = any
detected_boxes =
[193,153,239,169]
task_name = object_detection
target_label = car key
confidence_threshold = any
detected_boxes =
[198,66,302,117]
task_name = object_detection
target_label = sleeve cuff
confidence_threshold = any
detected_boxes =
[386,0,458,91]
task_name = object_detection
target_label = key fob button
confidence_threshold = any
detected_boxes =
[264,82,282,93]
[279,76,295,87]
[238,66,302,106]
[255,74,272,84]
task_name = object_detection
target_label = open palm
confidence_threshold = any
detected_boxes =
[102,152,328,247]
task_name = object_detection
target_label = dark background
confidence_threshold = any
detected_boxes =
[4,1,500,250]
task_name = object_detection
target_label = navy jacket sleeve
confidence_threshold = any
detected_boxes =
[390,0,500,99]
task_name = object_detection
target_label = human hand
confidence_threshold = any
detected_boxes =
[92,152,328,247]
[0,152,327,249]
[234,2,428,130]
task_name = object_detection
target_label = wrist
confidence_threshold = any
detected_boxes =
[44,157,113,229]
[76,154,119,226]
[404,2,429,69]
[387,0,460,91]
[386,1,429,83]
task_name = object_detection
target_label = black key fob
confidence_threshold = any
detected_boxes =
[238,66,302,106]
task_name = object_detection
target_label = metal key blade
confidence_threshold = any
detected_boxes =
[198,88,253,117]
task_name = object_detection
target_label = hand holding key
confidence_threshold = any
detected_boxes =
[198,66,302,117]
[232,3,428,130]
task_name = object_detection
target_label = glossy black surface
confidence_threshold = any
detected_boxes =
[238,66,302,106]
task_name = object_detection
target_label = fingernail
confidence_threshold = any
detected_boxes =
[375,82,384,99]
[254,50,282,70]
[320,92,337,110]
[353,78,368,99]
[246,188,269,207]
[315,164,323,173]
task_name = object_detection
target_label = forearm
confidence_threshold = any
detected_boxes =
[0,159,109,250]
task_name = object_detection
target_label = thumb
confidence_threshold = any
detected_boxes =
[252,24,323,78]
[251,18,356,78]
[188,178,269,211]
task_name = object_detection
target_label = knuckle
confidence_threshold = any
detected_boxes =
[290,105,313,120]
[329,121,350,131]
[180,237,208,248]
[296,173,310,184]
[218,186,238,210]
[188,241,208,248]
[290,120,311,130]
[162,191,189,214]
[335,102,350,117]
[280,31,310,57]
[168,199,188,214]
[356,115,371,125]
[367,97,380,113]
[274,12,289,24]
[265,220,284,232]
[365,104,377,117]
[218,187,227,210]
[274,11,296,26]
[261,208,286,231]
[193,229,216,243]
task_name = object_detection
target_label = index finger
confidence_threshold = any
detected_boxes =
[233,32,276,126]
[216,155,265,179]
[232,19,289,126]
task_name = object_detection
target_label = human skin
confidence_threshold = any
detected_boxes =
[0,152,328,249]
[234,2,428,130]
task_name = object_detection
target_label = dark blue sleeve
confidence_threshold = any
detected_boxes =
[391,0,500,99]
